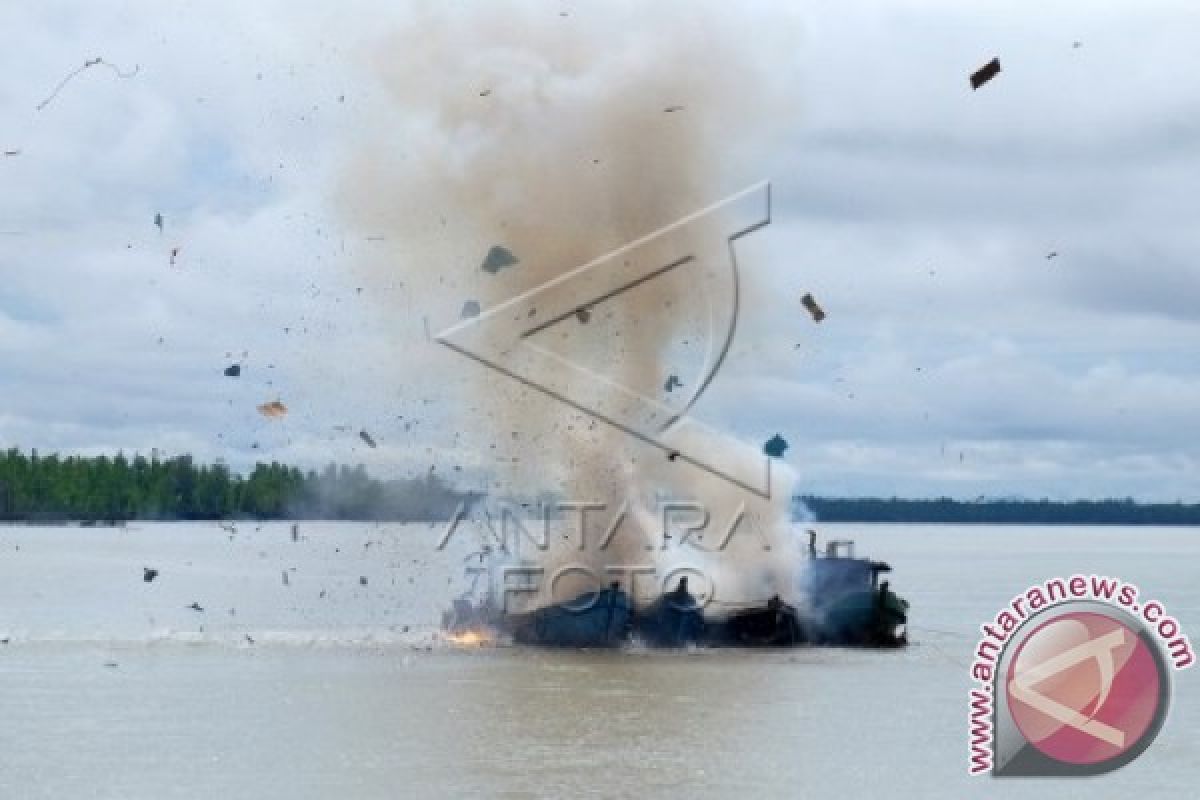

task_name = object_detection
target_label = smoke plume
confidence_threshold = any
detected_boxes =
[339,2,807,609]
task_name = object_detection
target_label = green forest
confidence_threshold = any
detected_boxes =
[2,448,1198,524]
[0,448,477,521]
[799,495,1200,525]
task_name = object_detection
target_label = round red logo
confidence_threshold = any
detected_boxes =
[1006,611,1164,766]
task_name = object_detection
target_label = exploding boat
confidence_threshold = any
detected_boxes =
[631,575,706,647]
[441,560,633,648]
[506,583,632,647]
[704,594,806,647]
[802,535,908,647]
[442,530,907,649]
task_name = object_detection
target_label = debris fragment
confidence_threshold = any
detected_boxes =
[970,57,1002,90]
[170,246,180,267]
[575,308,591,324]
[224,364,241,377]
[36,57,140,111]
[359,430,377,448]
[3,149,19,157]
[291,523,299,542]
[480,245,518,274]
[143,567,158,583]
[1073,41,1083,49]
[104,662,119,668]
[257,400,288,418]
[664,375,682,392]
[1046,251,1059,260]
[359,576,368,586]
[479,88,492,97]
[461,300,481,319]
[663,105,685,113]
[154,212,163,232]
[188,602,205,612]
[800,293,826,323]
[763,434,789,458]
[282,570,289,586]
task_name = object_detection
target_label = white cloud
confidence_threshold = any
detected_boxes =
[2,2,1199,500]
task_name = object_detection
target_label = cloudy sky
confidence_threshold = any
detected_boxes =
[2,1,1199,501]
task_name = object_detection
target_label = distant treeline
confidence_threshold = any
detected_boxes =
[799,496,1200,526]
[3,448,1198,525]
[0,448,478,522]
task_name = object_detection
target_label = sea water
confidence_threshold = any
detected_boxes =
[1,522,1196,798]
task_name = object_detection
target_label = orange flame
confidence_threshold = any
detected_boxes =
[444,629,492,647]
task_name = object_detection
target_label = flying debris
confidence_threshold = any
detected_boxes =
[663,105,685,113]
[763,434,789,458]
[664,374,682,392]
[223,364,241,377]
[461,300,481,319]
[154,212,163,231]
[257,400,288,418]
[1073,41,1083,49]
[1046,251,1059,260]
[36,57,140,111]
[3,149,19,157]
[480,245,518,274]
[143,567,158,583]
[188,602,204,612]
[575,308,591,324]
[170,246,180,267]
[359,430,377,448]
[444,526,908,649]
[970,58,1002,90]
[800,293,826,323]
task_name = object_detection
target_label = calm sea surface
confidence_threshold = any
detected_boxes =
[1,522,1196,798]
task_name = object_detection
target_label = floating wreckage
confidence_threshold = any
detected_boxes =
[970,57,1002,90]
[479,244,518,274]
[800,292,826,323]
[443,530,907,649]
[257,399,288,418]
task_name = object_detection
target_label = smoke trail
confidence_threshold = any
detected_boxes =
[339,2,806,607]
